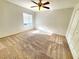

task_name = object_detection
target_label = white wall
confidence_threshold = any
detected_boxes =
[35,8,73,35]
[0,0,35,38]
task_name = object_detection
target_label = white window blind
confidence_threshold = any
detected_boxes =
[23,13,32,27]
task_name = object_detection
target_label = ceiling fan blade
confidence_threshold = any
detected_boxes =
[31,6,38,8]
[43,2,50,5]
[43,6,50,9]
[31,0,38,5]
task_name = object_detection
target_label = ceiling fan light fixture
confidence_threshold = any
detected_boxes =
[31,0,50,11]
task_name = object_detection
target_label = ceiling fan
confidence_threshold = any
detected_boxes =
[31,0,50,10]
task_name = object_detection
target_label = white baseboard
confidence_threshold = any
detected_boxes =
[0,28,33,38]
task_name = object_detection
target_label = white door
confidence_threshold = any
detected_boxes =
[72,18,79,58]
[71,10,79,59]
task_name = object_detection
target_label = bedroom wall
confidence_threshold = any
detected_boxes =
[0,0,35,38]
[35,8,73,35]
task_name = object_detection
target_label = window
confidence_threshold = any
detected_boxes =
[23,13,32,27]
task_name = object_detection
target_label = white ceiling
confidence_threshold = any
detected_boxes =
[7,0,79,12]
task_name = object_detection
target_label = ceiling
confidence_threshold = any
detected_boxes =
[7,0,79,12]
